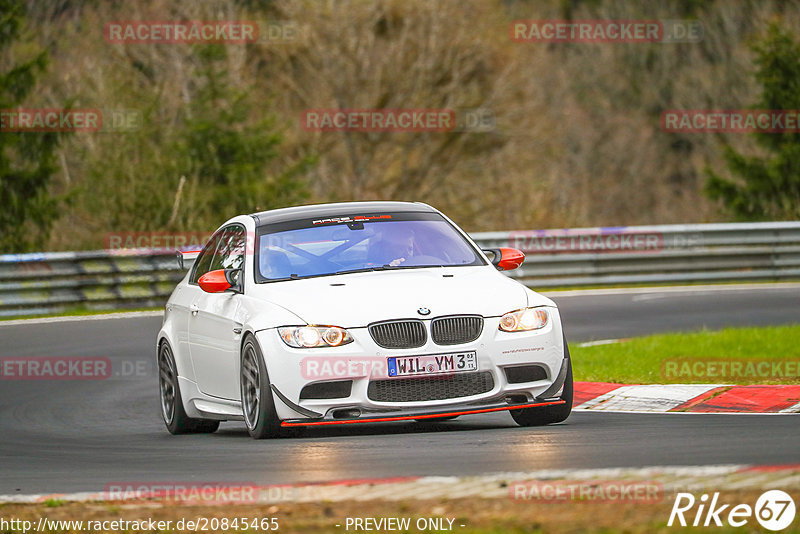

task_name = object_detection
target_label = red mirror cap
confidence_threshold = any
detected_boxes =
[497,248,525,271]
[198,269,232,293]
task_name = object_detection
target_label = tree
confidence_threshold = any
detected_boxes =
[79,42,311,241]
[0,0,63,252]
[705,23,800,220]
[177,44,310,221]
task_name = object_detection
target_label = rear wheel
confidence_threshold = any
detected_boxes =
[510,342,573,427]
[158,342,220,434]
[240,335,283,439]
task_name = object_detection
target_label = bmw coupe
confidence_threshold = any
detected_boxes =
[157,201,573,438]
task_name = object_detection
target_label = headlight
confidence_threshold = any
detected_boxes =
[277,326,353,348]
[499,308,549,332]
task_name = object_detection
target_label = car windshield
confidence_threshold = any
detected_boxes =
[255,211,484,281]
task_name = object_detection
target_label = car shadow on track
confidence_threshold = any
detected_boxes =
[208,413,569,440]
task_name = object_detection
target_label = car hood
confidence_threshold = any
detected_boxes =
[248,266,553,327]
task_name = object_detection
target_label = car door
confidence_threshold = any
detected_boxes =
[187,225,246,400]
[172,242,217,368]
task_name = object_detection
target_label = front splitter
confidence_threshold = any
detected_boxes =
[280,399,566,427]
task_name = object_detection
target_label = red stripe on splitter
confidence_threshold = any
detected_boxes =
[686,385,800,413]
[573,382,625,407]
[280,400,565,427]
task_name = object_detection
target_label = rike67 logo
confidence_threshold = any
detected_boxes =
[668,490,796,531]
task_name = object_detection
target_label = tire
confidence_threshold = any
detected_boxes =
[510,340,573,427]
[240,335,283,439]
[158,341,220,434]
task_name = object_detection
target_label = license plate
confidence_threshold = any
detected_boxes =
[387,351,477,377]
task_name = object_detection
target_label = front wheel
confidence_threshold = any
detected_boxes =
[158,342,219,434]
[510,347,573,427]
[240,335,283,439]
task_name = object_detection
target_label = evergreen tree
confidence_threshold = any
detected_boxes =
[705,23,800,220]
[177,44,310,221]
[0,0,63,252]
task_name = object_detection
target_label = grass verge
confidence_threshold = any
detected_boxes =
[570,325,800,384]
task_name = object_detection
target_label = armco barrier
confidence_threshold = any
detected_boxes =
[477,221,800,288]
[0,250,181,317]
[0,222,798,318]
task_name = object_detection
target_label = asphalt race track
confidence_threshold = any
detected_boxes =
[1,285,798,494]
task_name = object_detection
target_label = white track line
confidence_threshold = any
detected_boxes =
[576,338,624,347]
[543,282,800,298]
[4,284,797,324]
[0,310,163,327]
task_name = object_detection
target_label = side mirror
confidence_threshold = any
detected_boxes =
[176,249,200,270]
[483,248,525,271]
[198,269,242,293]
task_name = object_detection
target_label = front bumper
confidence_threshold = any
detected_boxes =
[255,307,566,422]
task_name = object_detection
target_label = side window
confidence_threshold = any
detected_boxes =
[189,225,246,284]
[210,225,246,272]
[189,231,221,284]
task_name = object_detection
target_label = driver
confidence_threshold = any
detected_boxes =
[373,228,416,267]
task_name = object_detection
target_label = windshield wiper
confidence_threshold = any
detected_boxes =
[334,264,445,275]
[333,267,382,275]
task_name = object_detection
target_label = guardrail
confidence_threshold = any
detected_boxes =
[1,221,798,318]
[476,221,800,288]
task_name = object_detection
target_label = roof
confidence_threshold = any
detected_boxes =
[249,201,436,226]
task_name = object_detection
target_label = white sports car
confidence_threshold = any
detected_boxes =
[157,201,573,438]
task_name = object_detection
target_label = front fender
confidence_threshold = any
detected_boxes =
[237,296,308,338]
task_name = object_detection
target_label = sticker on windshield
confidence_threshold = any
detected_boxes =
[312,214,392,225]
